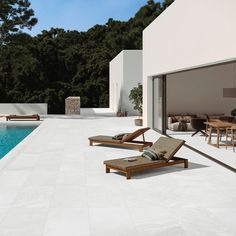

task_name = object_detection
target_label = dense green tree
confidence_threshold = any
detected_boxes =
[0,0,174,113]
[0,0,37,44]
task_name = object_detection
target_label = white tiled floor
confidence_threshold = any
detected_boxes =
[0,117,235,236]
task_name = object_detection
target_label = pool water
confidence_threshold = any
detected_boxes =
[0,126,37,159]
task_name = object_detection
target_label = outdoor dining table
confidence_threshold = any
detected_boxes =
[204,121,234,148]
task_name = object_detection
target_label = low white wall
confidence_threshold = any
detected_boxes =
[0,103,48,115]
[167,63,236,116]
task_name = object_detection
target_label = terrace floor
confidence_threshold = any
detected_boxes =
[0,116,235,236]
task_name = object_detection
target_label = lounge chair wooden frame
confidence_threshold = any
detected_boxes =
[89,127,153,152]
[105,157,188,180]
[104,137,188,179]
[6,114,40,121]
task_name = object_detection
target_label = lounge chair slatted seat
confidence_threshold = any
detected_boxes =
[6,114,40,121]
[89,127,152,152]
[104,137,188,179]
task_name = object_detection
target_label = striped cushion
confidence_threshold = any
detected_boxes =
[142,148,167,161]
[112,133,128,140]
[142,148,158,161]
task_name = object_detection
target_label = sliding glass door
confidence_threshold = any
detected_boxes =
[153,76,166,134]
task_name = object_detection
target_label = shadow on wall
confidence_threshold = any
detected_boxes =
[115,84,140,117]
[80,108,115,117]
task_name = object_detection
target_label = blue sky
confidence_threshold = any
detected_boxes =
[25,0,163,36]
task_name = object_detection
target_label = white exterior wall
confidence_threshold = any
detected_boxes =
[167,63,236,116]
[0,103,48,115]
[123,50,143,115]
[109,50,142,115]
[143,0,236,126]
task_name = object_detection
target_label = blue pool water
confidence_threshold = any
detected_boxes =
[0,125,37,159]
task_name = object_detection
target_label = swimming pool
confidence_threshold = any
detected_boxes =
[0,125,37,159]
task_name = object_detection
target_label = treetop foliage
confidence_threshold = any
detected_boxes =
[0,0,37,44]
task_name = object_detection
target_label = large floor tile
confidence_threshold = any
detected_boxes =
[12,186,54,208]
[0,170,30,188]
[128,207,187,236]
[51,186,88,208]
[44,208,90,236]
[208,208,236,235]
[56,170,86,186]
[87,185,125,208]
[0,208,48,236]
[24,170,58,187]
[89,208,137,236]
[0,186,21,208]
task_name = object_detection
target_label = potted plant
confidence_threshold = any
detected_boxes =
[116,106,128,117]
[116,105,122,117]
[231,108,236,119]
[129,83,143,126]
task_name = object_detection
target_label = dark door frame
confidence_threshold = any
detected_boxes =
[152,75,167,135]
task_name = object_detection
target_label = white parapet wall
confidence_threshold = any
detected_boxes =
[109,50,143,116]
[0,103,48,115]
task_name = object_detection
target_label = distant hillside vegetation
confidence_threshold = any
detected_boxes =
[0,0,174,113]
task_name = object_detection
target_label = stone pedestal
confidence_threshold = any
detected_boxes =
[65,97,80,115]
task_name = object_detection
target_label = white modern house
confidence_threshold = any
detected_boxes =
[143,0,236,133]
[109,50,142,115]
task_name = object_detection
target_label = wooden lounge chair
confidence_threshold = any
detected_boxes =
[88,127,153,152]
[6,114,40,121]
[104,137,188,179]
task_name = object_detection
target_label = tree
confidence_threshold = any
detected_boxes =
[162,0,175,10]
[0,0,37,44]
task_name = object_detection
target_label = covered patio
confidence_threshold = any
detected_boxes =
[165,62,236,171]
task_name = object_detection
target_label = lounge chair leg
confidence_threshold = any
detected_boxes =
[184,160,188,168]
[142,134,145,142]
[126,171,131,180]
[105,166,110,173]
[89,140,93,146]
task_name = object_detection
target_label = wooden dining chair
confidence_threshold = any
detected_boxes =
[226,125,236,152]
[205,118,220,141]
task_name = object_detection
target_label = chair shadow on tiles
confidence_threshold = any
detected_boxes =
[112,162,209,180]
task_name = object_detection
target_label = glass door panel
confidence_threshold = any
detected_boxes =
[153,77,166,134]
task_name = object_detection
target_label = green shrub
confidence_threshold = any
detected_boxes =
[231,109,236,117]
[129,83,143,115]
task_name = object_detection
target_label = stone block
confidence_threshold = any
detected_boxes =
[65,97,80,115]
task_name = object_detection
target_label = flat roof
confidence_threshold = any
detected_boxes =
[151,57,236,78]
